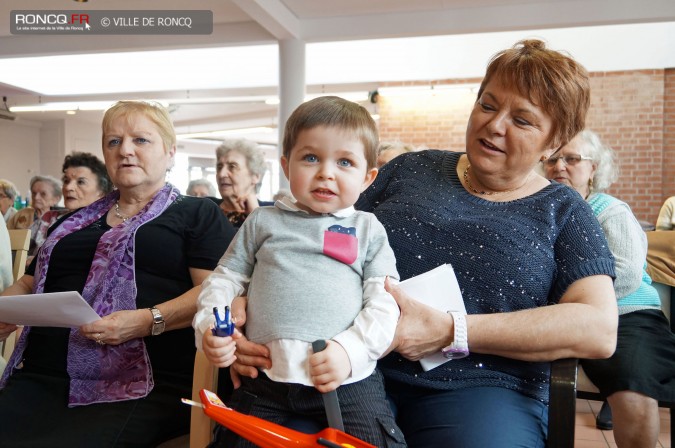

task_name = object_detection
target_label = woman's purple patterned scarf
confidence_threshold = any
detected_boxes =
[0,183,179,406]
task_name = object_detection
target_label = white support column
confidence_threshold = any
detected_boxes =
[277,38,305,189]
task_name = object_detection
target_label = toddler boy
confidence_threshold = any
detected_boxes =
[193,96,404,447]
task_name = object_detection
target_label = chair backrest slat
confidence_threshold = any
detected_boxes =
[2,229,30,363]
[8,229,30,282]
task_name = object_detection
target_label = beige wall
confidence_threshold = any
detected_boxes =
[0,118,41,197]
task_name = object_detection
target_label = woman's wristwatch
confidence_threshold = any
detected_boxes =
[149,307,165,336]
[441,312,469,359]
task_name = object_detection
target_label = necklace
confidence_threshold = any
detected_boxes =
[114,201,130,222]
[463,164,529,196]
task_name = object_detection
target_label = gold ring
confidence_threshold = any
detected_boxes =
[95,333,105,345]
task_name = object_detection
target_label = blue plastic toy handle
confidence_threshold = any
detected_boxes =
[212,306,234,337]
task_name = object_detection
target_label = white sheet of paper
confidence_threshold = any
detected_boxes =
[398,264,466,371]
[0,291,101,327]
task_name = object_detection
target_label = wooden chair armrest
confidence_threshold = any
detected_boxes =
[190,350,219,448]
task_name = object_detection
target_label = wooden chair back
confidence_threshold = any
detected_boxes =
[9,229,30,281]
[2,229,30,362]
[190,350,220,447]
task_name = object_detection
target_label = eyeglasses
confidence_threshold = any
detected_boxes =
[543,155,593,167]
[0,194,8,199]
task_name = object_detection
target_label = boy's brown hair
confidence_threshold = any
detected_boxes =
[282,96,379,169]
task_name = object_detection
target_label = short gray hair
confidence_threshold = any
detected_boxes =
[578,130,619,192]
[378,141,415,154]
[215,139,267,190]
[186,178,217,197]
[30,175,63,200]
[0,179,18,200]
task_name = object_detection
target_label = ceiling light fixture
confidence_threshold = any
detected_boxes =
[377,83,479,97]
[9,91,371,114]
[177,127,275,140]
[10,101,115,112]
[10,100,170,113]
[0,97,17,121]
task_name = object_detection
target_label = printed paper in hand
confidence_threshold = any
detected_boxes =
[0,291,100,327]
[398,264,466,371]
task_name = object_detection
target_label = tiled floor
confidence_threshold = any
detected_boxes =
[574,399,671,447]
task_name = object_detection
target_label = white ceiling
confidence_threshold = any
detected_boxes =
[1,0,674,143]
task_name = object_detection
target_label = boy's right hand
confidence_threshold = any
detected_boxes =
[202,328,240,368]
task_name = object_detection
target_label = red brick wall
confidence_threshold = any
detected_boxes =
[585,70,665,223]
[377,70,674,223]
[377,79,478,151]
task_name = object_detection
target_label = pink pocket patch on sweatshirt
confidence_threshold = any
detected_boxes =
[323,225,358,265]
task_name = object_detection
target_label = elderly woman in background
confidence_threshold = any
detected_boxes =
[186,178,217,198]
[9,154,113,263]
[8,175,62,229]
[543,130,675,448]
[0,100,235,446]
[376,141,415,168]
[7,175,63,258]
[25,175,62,216]
[214,139,270,227]
[0,179,19,222]
[60,152,113,210]
[233,39,618,447]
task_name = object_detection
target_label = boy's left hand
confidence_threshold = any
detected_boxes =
[309,340,351,393]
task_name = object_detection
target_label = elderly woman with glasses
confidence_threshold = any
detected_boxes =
[543,130,675,448]
[0,179,19,222]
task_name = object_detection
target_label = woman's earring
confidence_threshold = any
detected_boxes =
[540,155,548,162]
[588,178,593,187]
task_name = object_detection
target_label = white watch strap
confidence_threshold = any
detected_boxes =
[441,312,469,359]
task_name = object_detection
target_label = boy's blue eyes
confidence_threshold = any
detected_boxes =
[301,154,353,167]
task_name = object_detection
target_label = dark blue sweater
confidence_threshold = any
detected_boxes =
[357,150,615,403]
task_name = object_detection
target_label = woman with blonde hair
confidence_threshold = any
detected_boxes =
[0,100,235,446]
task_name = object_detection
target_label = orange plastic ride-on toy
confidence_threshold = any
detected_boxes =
[188,389,376,448]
